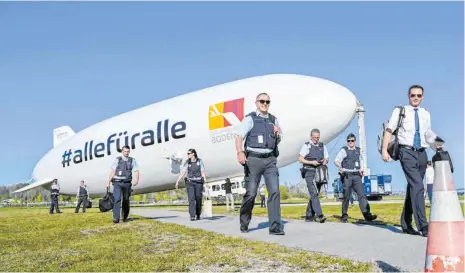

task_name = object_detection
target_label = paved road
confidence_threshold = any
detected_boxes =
[132,208,427,272]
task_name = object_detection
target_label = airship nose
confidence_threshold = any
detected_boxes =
[328,84,359,137]
[265,74,359,149]
[306,79,359,142]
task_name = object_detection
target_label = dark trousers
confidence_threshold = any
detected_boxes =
[260,194,266,207]
[75,196,88,213]
[49,195,60,213]
[341,172,370,218]
[113,182,132,221]
[399,147,428,231]
[240,156,282,232]
[186,180,203,217]
[304,169,323,218]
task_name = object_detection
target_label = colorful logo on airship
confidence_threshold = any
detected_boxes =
[209,98,245,130]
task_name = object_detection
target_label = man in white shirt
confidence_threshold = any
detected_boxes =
[381,85,442,237]
[425,160,434,204]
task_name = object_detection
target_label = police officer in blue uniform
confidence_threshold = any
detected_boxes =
[382,85,442,237]
[107,145,139,223]
[235,92,284,235]
[298,129,327,223]
[49,179,62,214]
[175,148,207,221]
[334,133,377,223]
[75,180,90,213]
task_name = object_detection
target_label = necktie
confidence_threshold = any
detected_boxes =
[413,108,421,148]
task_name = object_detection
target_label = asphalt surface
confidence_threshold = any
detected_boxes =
[132,208,428,272]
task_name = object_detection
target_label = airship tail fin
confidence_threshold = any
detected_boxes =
[12,178,56,194]
[53,126,76,147]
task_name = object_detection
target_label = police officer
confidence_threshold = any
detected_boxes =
[334,133,377,223]
[75,180,90,213]
[49,179,62,214]
[298,128,327,223]
[175,148,207,221]
[235,92,284,235]
[106,145,139,223]
[381,85,442,237]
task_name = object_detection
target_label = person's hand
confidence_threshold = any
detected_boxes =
[175,181,179,189]
[133,181,138,186]
[359,170,364,176]
[237,151,247,165]
[106,181,110,188]
[310,160,320,166]
[382,150,391,162]
[273,125,280,135]
[322,159,328,166]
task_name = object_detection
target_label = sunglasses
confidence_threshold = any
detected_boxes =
[410,94,423,98]
[347,139,355,142]
[257,100,270,105]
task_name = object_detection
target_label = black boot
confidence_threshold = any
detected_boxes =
[363,213,377,221]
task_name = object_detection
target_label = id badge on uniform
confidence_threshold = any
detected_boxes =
[355,162,359,168]
[258,135,264,144]
[118,171,123,176]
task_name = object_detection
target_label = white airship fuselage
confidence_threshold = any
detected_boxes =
[16,74,359,198]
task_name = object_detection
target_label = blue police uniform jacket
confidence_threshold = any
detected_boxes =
[115,156,134,182]
[187,158,203,182]
[303,142,325,168]
[79,186,88,197]
[342,146,361,170]
[244,112,277,150]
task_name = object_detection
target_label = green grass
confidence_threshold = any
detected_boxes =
[0,207,376,272]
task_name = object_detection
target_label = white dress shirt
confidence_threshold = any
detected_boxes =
[387,105,437,149]
[425,167,434,185]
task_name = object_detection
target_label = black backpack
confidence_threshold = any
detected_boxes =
[86,200,92,208]
[432,148,454,173]
[99,188,114,212]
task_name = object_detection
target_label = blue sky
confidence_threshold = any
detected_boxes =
[0,2,463,192]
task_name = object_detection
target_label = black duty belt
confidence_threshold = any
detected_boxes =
[246,151,274,158]
[112,179,132,183]
[399,144,425,152]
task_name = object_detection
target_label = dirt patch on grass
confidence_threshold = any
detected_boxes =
[141,233,183,254]
[80,228,107,236]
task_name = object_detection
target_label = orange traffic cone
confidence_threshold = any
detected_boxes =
[425,159,464,272]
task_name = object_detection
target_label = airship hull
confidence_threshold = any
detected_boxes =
[18,74,358,198]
